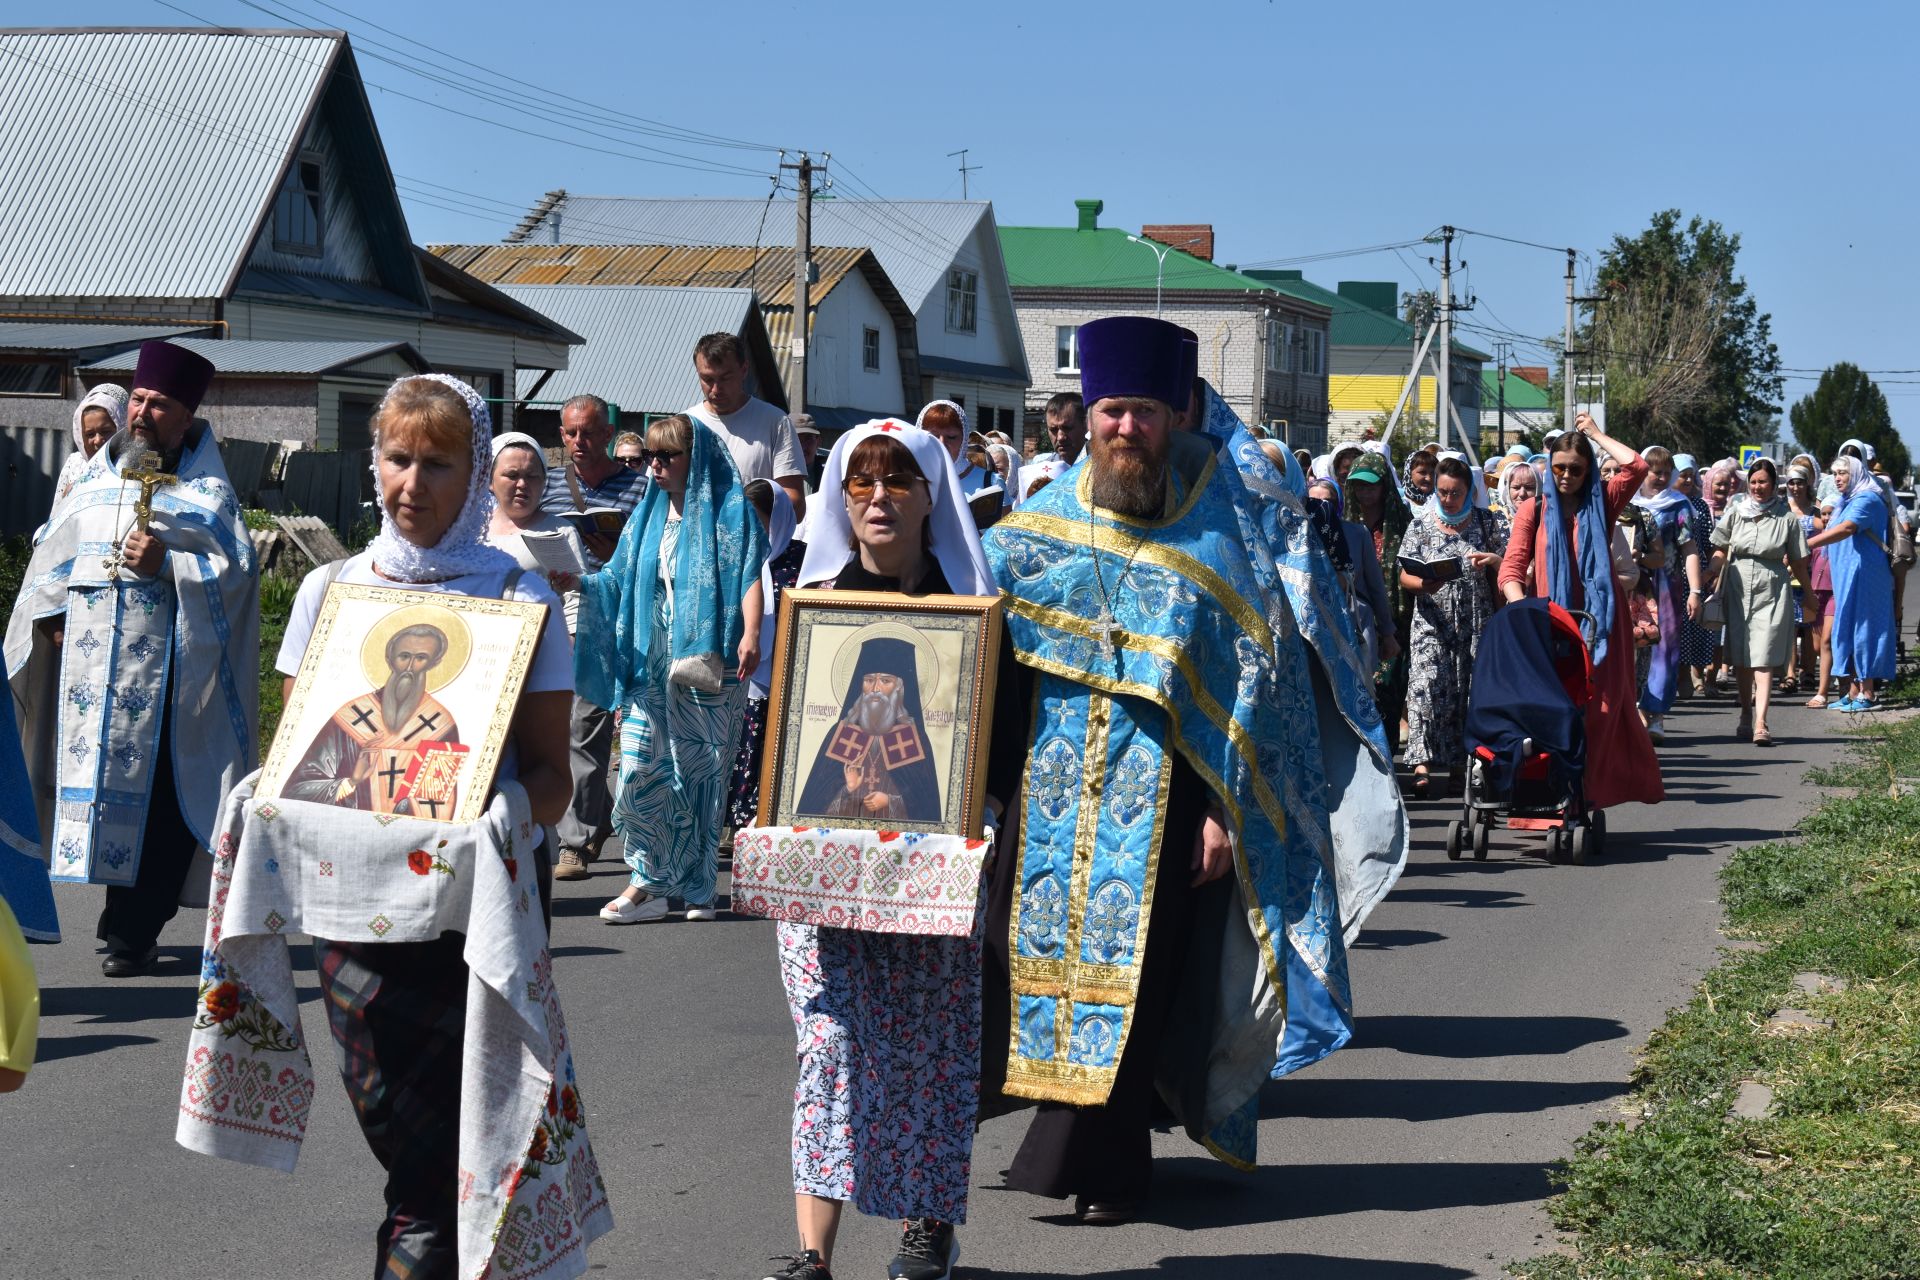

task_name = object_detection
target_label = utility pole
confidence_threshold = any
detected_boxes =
[1496,342,1508,456]
[1437,226,1454,449]
[780,153,824,417]
[946,149,980,199]
[1563,248,1577,431]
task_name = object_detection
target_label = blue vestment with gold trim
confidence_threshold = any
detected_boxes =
[983,397,1405,1169]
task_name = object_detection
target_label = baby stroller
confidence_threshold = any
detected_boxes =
[1448,599,1604,864]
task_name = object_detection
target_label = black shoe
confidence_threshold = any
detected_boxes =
[101,946,158,978]
[1073,1195,1137,1225]
[761,1250,832,1280]
[889,1219,957,1280]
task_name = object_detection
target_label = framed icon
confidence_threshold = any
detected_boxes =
[256,582,548,823]
[758,589,1003,837]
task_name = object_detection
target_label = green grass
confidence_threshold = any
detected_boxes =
[1511,719,1920,1280]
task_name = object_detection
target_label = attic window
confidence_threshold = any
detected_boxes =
[272,152,324,256]
[945,268,978,334]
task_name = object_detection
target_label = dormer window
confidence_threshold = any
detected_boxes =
[273,152,324,255]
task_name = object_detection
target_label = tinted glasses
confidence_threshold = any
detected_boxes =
[843,471,926,502]
[640,448,684,468]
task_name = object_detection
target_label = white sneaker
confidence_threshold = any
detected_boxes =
[684,902,721,922]
[600,893,668,924]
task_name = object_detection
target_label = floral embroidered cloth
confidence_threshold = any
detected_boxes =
[176,772,613,1280]
[733,826,991,938]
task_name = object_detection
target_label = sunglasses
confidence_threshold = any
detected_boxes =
[843,471,926,501]
[640,448,684,468]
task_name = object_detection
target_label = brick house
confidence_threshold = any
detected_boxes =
[999,200,1333,452]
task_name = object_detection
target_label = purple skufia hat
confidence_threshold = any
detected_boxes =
[1077,316,1189,410]
[132,340,216,412]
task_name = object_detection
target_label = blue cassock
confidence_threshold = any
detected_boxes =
[982,388,1406,1170]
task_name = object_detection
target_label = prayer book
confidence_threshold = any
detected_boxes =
[559,507,626,536]
[519,529,589,576]
[1397,554,1465,583]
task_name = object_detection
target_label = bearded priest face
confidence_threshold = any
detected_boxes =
[1087,396,1179,519]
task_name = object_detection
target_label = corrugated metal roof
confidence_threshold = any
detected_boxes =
[0,321,207,352]
[0,28,338,298]
[507,197,990,316]
[430,243,871,310]
[492,284,755,414]
[79,336,424,376]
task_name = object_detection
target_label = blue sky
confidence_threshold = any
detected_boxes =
[30,0,1920,442]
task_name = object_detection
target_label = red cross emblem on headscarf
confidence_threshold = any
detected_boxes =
[876,421,902,432]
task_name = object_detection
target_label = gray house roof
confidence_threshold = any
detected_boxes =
[0,28,345,298]
[80,337,428,377]
[0,322,209,354]
[511,196,992,321]
[493,284,781,415]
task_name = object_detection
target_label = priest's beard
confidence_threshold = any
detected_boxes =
[382,669,426,729]
[1088,431,1170,518]
[851,683,909,733]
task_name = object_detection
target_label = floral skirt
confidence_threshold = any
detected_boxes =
[778,920,982,1223]
[725,692,770,830]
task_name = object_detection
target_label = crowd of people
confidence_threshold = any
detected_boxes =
[0,319,1909,1280]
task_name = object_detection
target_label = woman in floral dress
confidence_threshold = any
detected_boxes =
[762,422,1015,1280]
[1398,456,1505,795]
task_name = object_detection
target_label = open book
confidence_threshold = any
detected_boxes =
[558,507,626,537]
[1397,553,1465,584]
[520,529,590,577]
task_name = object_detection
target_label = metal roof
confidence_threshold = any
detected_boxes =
[79,336,425,376]
[0,321,208,353]
[507,197,992,317]
[492,284,761,414]
[430,243,873,310]
[0,28,339,298]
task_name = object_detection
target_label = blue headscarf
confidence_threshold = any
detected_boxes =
[575,418,767,710]
[1541,442,1615,668]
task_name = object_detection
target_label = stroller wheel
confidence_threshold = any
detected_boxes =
[1472,820,1490,860]
[1545,828,1570,864]
[1445,819,1464,861]
[1570,826,1592,865]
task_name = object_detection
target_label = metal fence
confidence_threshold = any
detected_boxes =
[0,423,69,538]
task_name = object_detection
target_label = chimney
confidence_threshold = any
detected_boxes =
[1075,199,1103,231]
[1511,366,1550,390]
[1141,224,1214,262]
[1337,281,1399,316]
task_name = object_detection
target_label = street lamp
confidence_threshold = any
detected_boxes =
[1126,234,1172,316]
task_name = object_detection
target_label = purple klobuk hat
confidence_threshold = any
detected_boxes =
[132,340,216,413]
[1077,316,1189,411]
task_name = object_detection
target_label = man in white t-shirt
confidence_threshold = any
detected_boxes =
[684,331,807,521]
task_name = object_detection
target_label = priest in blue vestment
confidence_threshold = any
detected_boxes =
[979,316,1406,1221]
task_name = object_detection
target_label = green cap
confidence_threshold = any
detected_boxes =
[1348,461,1387,485]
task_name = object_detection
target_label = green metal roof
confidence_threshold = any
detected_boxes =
[999,225,1288,296]
[1241,269,1489,360]
[1481,367,1552,409]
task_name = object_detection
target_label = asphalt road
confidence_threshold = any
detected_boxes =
[0,694,1855,1280]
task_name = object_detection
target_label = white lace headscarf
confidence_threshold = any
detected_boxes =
[365,373,516,582]
[72,383,128,450]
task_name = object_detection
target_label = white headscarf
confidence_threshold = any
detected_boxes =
[749,485,797,694]
[364,373,516,582]
[985,441,1021,500]
[71,383,128,450]
[489,430,548,477]
[1016,457,1069,506]
[913,399,968,433]
[796,419,996,595]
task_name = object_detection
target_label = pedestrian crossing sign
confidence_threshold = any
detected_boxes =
[1739,445,1766,468]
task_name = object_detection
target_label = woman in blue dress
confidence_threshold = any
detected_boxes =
[1808,454,1895,712]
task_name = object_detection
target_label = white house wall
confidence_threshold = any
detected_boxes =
[810,273,905,415]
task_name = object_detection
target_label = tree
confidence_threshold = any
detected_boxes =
[1789,363,1909,481]
[1574,211,1783,460]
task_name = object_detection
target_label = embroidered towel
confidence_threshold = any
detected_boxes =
[732,825,991,937]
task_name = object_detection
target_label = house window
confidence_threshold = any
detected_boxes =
[1299,329,1326,376]
[946,268,978,333]
[862,326,881,371]
[272,152,324,255]
[0,357,63,396]
[1055,325,1080,373]
[1267,319,1293,373]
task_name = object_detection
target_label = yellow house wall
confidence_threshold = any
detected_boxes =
[1328,374,1435,413]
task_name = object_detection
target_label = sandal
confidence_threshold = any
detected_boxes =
[1411,769,1431,798]
[1805,694,1828,709]
[1753,727,1774,746]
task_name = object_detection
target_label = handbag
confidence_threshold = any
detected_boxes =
[668,652,724,693]
[1699,590,1726,629]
